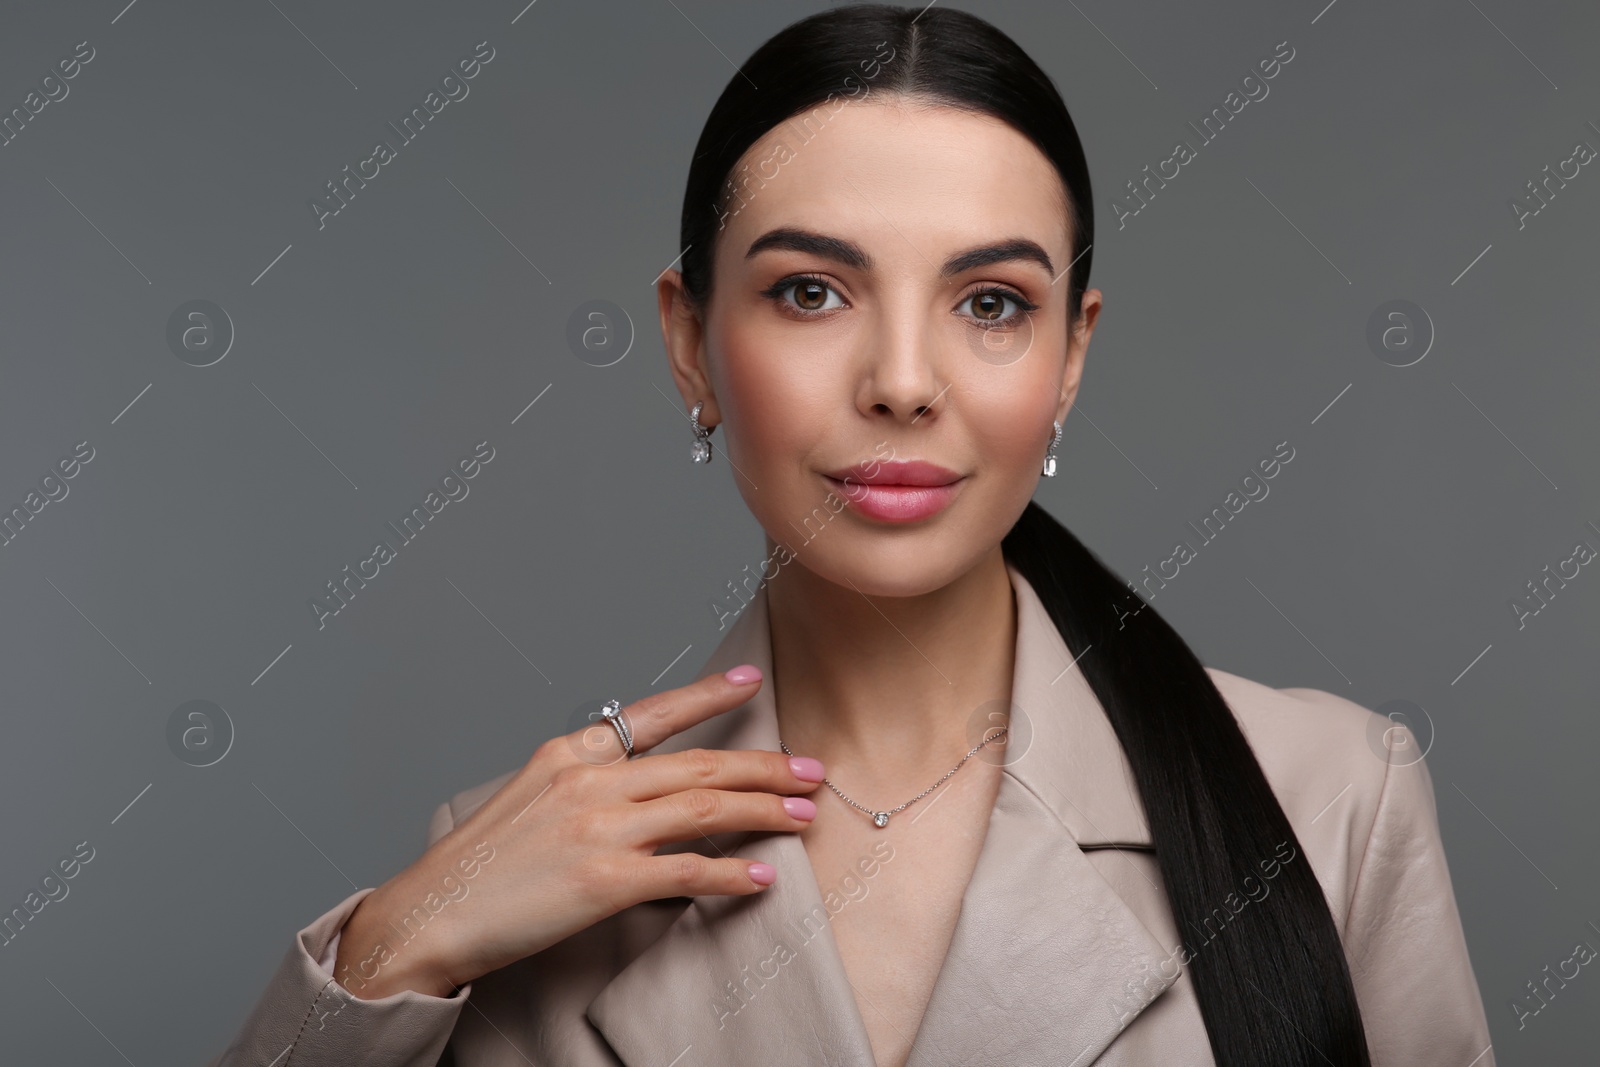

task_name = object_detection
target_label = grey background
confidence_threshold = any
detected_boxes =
[0,0,1594,1062]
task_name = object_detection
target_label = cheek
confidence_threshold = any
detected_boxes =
[961,362,1060,474]
[709,319,833,470]
[708,335,832,542]
[975,398,1042,458]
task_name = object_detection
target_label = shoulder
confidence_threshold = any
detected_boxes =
[1204,669,1495,1051]
[1204,666,1397,792]
[1202,667,1435,933]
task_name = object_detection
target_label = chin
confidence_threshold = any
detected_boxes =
[804,539,972,599]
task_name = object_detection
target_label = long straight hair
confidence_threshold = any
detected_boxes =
[674,5,1372,1064]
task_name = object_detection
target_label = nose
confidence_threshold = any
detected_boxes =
[856,316,947,424]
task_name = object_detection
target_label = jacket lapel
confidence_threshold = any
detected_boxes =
[586,563,1179,1066]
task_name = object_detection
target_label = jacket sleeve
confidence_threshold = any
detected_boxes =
[204,800,471,1067]
[1341,723,1496,1066]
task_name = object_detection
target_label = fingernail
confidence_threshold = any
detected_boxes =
[748,862,777,885]
[783,796,817,820]
[724,664,762,685]
[788,757,825,782]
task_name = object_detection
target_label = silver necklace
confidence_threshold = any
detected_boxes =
[778,727,1008,828]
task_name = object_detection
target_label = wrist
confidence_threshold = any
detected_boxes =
[333,887,461,1000]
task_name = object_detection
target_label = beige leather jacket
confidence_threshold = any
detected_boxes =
[208,562,1495,1066]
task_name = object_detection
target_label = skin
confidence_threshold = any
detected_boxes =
[658,97,1101,1066]
[331,96,1100,1067]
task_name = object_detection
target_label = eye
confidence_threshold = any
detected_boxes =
[959,286,1041,330]
[762,273,846,316]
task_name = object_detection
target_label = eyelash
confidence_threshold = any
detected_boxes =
[760,272,1042,331]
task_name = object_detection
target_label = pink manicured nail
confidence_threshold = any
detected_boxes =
[747,862,776,885]
[783,796,817,820]
[788,757,825,782]
[724,664,762,685]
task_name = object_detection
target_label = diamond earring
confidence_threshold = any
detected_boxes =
[690,400,714,464]
[1041,420,1062,477]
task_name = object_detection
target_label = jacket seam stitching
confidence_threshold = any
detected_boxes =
[282,977,343,1067]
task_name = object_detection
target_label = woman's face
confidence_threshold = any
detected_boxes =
[661,98,1100,597]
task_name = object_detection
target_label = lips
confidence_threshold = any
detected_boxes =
[821,460,962,487]
[821,460,965,523]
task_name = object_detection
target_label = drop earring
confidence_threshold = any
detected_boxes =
[690,400,714,464]
[1041,420,1062,477]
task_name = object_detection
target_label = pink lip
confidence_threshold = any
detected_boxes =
[822,460,962,486]
[821,460,965,523]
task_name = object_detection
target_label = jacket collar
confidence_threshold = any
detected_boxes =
[586,561,1177,1066]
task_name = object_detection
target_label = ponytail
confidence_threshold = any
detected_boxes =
[1004,501,1371,1064]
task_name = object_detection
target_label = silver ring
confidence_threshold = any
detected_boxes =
[599,699,634,758]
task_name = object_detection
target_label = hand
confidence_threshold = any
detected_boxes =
[333,664,824,999]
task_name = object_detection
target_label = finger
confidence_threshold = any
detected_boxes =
[614,664,767,756]
[620,746,825,803]
[627,787,817,849]
[631,852,779,901]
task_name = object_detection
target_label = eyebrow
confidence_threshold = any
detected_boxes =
[744,227,1056,279]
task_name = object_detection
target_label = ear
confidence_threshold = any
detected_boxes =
[1058,287,1102,423]
[658,269,720,426]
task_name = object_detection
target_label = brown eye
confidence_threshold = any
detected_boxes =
[969,292,1006,321]
[763,275,846,315]
[795,281,829,310]
[958,286,1040,328]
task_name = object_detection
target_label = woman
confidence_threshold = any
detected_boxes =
[210,6,1494,1065]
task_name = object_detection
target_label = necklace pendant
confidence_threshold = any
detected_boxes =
[872,811,890,828]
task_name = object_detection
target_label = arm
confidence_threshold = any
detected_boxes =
[204,801,469,1067]
[1342,723,1495,1066]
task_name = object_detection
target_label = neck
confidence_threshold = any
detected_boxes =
[763,543,1017,794]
